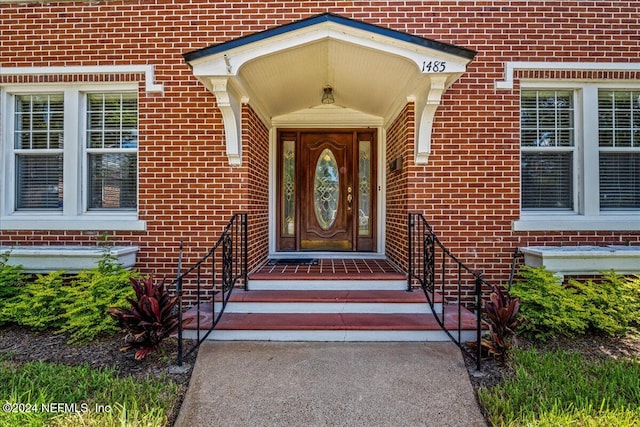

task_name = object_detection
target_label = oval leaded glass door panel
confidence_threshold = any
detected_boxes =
[314,148,339,230]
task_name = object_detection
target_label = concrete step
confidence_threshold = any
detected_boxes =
[181,301,478,342]
[179,257,479,343]
[221,289,441,314]
[248,278,408,291]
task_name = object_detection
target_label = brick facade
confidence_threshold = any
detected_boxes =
[244,104,270,268]
[385,103,414,272]
[2,1,640,287]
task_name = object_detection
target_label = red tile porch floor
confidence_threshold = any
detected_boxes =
[248,258,406,281]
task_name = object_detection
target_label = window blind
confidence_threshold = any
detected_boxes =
[599,153,640,210]
[88,153,137,209]
[16,155,63,210]
[14,94,64,210]
[86,93,138,210]
[521,152,573,210]
[598,90,640,210]
[521,90,574,210]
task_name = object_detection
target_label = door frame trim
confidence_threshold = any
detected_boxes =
[268,126,386,258]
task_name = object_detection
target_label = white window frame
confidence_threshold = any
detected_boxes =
[520,89,578,213]
[0,83,145,230]
[84,92,139,212]
[515,81,640,231]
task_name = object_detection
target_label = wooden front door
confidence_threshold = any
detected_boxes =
[277,129,376,252]
[300,132,353,250]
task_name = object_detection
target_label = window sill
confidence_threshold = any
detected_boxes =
[520,245,640,277]
[513,215,640,231]
[0,245,139,273]
[0,215,146,231]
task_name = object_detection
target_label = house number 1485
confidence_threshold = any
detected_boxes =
[422,61,446,72]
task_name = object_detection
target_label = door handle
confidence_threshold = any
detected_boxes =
[347,186,353,210]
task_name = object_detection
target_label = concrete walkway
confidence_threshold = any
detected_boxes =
[175,341,487,427]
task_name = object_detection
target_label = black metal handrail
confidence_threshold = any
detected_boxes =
[507,247,522,291]
[174,213,248,366]
[408,213,484,370]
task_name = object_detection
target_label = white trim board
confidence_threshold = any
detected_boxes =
[496,62,640,90]
[0,65,164,93]
[182,329,475,342]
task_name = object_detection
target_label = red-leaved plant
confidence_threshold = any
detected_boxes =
[108,276,185,360]
[481,283,521,360]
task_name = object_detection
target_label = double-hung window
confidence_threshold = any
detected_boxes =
[520,90,575,211]
[517,84,640,231]
[1,85,144,230]
[14,94,65,211]
[86,93,138,211]
[598,90,640,211]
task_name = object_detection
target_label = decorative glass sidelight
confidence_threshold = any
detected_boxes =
[281,140,295,236]
[314,148,339,230]
[358,140,371,236]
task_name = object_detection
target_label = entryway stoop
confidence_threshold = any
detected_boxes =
[181,259,478,342]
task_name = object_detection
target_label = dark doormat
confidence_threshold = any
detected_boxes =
[267,258,318,266]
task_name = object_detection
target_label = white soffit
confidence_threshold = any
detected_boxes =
[184,13,476,165]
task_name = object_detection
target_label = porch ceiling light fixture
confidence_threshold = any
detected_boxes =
[321,86,335,104]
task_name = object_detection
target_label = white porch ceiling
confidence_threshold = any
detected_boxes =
[237,38,428,120]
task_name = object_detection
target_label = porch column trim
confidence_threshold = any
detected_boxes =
[206,77,243,166]
[415,74,448,164]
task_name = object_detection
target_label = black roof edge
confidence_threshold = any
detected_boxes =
[183,12,477,63]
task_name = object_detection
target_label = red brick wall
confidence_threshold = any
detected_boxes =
[385,103,414,271]
[2,1,640,288]
[138,79,249,279]
[243,104,270,270]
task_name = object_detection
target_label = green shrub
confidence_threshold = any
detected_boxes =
[57,253,137,343]
[0,251,27,324]
[511,266,589,339]
[512,266,640,340]
[0,251,27,299]
[569,271,640,336]
[2,270,69,330]
[1,252,137,343]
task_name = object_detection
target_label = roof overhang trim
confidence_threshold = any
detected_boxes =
[184,13,476,165]
[184,13,475,65]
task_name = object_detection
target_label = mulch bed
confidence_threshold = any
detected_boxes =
[0,324,199,426]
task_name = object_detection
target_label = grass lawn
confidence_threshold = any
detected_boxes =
[478,345,640,427]
[0,255,197,426]
[0,324,198,427]
[0,358,180,427]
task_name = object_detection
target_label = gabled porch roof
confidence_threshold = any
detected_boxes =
[183,13,476,165]
[184,13,476,63]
